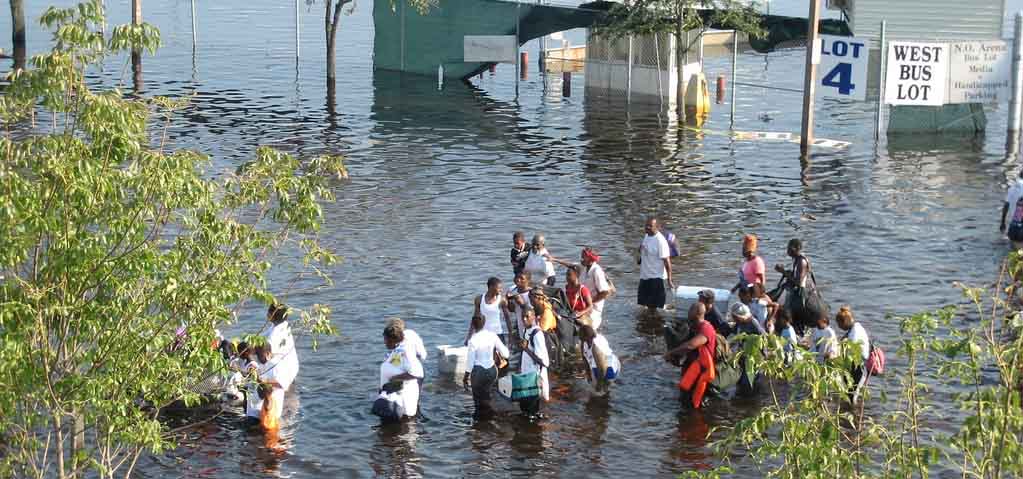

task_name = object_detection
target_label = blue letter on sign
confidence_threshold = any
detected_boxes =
[821,62,854,95]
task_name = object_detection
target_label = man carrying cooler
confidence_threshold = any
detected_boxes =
[637,217,674,314]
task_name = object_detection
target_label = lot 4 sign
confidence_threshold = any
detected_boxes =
[884,41,949,106]
[817,35,868,101]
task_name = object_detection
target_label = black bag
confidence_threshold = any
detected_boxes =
[371,393,404,421]
[1010,196,1023,241]
[381,380,404,395]
[786,256,828,331]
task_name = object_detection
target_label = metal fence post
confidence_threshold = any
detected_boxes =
[1010,13,1023,133]
[515,3,520,100]
[876,20,887,139]
[731,30,737,128]
[627,35,633,104]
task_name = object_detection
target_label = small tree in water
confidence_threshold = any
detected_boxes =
[324,0,434,92]
[594,0,763,123]
[0,1,341,477]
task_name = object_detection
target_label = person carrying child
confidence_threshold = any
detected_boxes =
[579,324,621,395]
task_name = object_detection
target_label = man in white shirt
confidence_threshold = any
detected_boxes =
[261,304,299,391]
[463,315,510,419]
[580,248,611,330]
[636,217,674,314]
[550,247,613,330]
[1001,172,1023,242]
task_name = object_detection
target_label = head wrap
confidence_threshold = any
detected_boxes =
[743,234,758,252]
[582,248,600,264]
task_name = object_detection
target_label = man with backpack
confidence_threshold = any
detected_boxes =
[1000,171,1023,243]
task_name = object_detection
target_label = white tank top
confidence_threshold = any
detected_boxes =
[480,294,504,335]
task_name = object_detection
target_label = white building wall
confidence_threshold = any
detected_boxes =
[850,0,1004,46]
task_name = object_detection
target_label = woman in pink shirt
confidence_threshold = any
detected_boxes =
[732,234,766,293]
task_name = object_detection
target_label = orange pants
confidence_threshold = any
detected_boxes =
[678,347,716,409]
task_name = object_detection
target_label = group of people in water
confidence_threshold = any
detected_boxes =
[224,216,879,433]
[209,303,301,439]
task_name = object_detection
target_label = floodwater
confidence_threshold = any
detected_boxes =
[3,0,1020,477]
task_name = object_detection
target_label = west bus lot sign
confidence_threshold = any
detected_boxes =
[884,41,948,106]
[947,40,1011,104]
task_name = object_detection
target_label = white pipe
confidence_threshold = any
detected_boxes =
[190,0,197,51]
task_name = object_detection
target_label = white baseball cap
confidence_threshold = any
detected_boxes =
[729,302,752,320]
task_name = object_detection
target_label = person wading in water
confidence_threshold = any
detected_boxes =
[636,217,674,316]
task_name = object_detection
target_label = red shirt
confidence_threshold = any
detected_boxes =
[565,284,592,312]
[688,319,717,363]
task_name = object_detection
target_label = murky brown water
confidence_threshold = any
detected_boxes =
[4,0,1020,477]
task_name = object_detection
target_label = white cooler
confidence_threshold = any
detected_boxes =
[674,286,732,317]
[436,345,468,380]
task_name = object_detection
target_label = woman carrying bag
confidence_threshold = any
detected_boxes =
[518,309,550,417]
[775,238,827,335]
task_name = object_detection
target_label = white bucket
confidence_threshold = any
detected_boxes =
[497,375,513,400]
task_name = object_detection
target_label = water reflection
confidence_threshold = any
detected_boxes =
[370,421,423,478]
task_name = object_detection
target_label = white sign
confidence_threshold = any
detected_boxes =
[816,35,868,101]
[884,41,949,106]
[463,35,518,63]
[948,40,1011,104]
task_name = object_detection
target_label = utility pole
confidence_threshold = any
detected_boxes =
[10,0,26,71]
[799,0,822,156]
[132,0,143,91]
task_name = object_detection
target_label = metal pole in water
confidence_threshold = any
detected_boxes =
[875,20,887,140]
[1010,13,1023,133]
[438,64,444,90]
[698,33,704,70]
[730,30,737,128]
[655,33,664,110]
[516,3,520,100]
[799,0,822,156]
[627,35,633,104]
[295,0,300,63]
[190,0,197,52]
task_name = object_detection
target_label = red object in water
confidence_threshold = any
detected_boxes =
[678,347,716,409]
[562,72,571,97]
[520,52,528,79]
[716,75,726,104]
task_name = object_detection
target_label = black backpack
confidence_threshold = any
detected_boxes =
[1009,196,1023,241]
